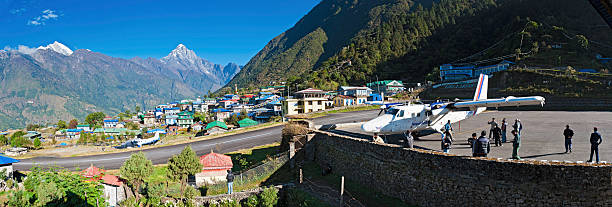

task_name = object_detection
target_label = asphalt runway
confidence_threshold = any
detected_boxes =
[333,111,612,163]
[14,110,379,171]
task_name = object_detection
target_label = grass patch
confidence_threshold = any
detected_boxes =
[227,142,281,172]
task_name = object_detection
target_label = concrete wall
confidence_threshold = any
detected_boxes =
[311,131,612,206]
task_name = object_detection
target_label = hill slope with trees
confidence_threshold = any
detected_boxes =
[224,0,612,92]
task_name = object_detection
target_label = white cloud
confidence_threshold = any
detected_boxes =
[3,45,38,54]
[9,8,27,15]
[27,9,60,26]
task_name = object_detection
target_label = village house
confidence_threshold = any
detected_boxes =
[333,95,357,107]
[238,118,258,128]
[66,129,83,139]
[282,88,327,115]
[77,124,92,132]
[338,86,372,105]
[195,152,233,186]
[212,108,231,121]
[143,113,156,126]
[191,123,203,132]
[23,131,42,140]
[166,125,179,135]
[103,119,119,128]
[81,165,126,206]
[219,99,238,108]
[165,115,178,125]
[164,107,181,116]
[366,80,405,95]
[0,155,19,178]
[205,121,228,135]
[177,111,194,128]
[223,94,240,100]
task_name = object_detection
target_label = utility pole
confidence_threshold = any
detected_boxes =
[339,176,344,207]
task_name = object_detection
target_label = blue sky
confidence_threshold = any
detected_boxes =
[0,0,321,65]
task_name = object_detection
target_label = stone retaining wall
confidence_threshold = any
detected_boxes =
[311,131,612,206]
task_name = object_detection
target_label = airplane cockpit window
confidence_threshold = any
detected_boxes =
[386,108,399,115]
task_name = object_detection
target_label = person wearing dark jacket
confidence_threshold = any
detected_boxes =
[588,127,603,163]
[492,125,502,147]
[473,131,490,157]
[511,129,521,159]
[441,130,452,153]
[226,170,235,194]
[563,125,574,153]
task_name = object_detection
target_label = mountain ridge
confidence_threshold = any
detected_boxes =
[0,42,241,128]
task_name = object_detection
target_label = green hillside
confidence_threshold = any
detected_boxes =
[224,0,612,92]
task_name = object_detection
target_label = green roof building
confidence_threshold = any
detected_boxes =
[237,118,258,128]
[205,121,228,130]
[178,111,194,128]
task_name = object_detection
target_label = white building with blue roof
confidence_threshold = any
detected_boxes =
[0,155,19,178]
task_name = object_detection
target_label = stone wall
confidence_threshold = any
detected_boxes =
[311,131,612,206]
[194,184,291,206]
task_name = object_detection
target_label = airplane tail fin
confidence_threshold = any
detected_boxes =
[473,74,488,101]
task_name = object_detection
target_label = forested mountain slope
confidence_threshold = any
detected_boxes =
[225,0,612,91]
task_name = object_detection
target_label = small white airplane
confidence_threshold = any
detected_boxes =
[115,131,162,149]
[361,74,545,136]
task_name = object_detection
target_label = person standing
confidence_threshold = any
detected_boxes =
[492,125,502,147]
[473,131,490,157]
[501,118,508,143]
[468,133,478,148]
[444,120,453,141]
[441,130,452,153]
[513,119,523,136]
[563,125,574,153]
[588,127,603,163]
[487,118,498,139]
[226,169,234,194]
[404,130,414,148]
[511,129,521,159]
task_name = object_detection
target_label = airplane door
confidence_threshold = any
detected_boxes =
[391,110,405,133]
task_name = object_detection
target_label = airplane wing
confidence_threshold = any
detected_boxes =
[452,96,545,108]
[589,0,612,28]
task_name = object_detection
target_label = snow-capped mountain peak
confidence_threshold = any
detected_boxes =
[161,44,200,64]
[37,41,73,56]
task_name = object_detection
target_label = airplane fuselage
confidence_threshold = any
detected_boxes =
[361,103,484,135]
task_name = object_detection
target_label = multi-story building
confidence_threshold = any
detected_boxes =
[338,86,372,105]
[283,88,327,115]
[177,111,194,128]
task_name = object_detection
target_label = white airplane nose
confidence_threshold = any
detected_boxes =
[361,122,379,133]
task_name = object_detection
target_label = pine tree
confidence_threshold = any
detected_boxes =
[120,151,153,199]
[167,145,202,199]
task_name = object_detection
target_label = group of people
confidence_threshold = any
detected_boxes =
[461,118,523,159]
[399,117,605,163]
[563,125,604,163]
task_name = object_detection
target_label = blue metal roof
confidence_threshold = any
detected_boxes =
[0,155,19,165]
[67,129,83,132]
[103,119,118,123]
[212,108,231,113]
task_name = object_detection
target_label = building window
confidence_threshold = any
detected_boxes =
[308,101,312,105]
[318,100,322,105]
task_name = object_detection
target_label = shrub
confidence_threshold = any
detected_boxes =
[183,185,200,199]
[258,187,279,207]
[242,195,258,207]
[281,123,308,151]
[33,137,42,149]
